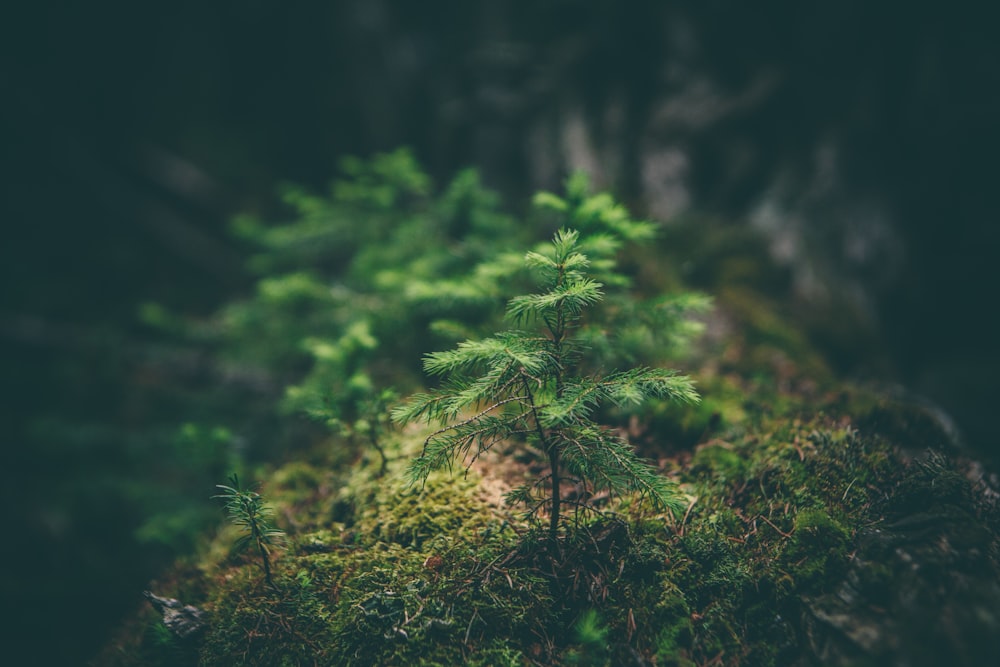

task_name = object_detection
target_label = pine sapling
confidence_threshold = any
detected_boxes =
[213,474,285,589]
[394,229,700,542]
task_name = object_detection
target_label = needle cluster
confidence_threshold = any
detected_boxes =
[213,474,286,588]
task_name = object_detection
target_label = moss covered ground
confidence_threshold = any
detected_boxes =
[94,219,1000,666]
[95,314,999,665]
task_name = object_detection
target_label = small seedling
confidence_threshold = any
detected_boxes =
[213,474,285,589]
[394,229,699,542]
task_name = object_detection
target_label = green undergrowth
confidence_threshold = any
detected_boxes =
[96,377,971,666]
[95,157,996,666]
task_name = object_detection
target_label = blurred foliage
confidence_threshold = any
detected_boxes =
[146,148,711,468]
[81,148,710,577]
[87,149,711,662]
[82,149,1000,667]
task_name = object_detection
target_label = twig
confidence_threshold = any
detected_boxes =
[677,496,698,537]
[758,514,793,539]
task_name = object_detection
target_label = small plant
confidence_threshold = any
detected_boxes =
[566,609,610,666]
[353,388,399,476]
[213,474,285,589]
[394,229,699,542]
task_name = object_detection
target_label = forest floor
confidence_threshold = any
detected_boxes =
[95,283,1000,666]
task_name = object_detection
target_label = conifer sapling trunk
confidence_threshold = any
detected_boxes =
[394,229,699,542]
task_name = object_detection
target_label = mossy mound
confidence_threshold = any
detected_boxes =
[96,376,1000,666]
[94,208,999,666]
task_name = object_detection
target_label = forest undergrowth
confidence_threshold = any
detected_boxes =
[94,151,1000,667]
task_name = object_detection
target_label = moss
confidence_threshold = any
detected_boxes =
[651,580,695,665]
[689,443,746,487]
[857,400,957,453]
[97,301,986,667]
[104,388,993,667]
[179,440,561,666]
[90,165,1000,667]
[780,508,851,593]
[645,395,724,447]
[199,571,336,666]
[352,471,493,548]
[270,461,326,501]
[886,452,972,517]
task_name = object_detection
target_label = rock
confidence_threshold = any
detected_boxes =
[802,478,1000,666]
[143,591,208,639]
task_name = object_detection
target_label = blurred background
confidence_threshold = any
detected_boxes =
[2,1,998,663]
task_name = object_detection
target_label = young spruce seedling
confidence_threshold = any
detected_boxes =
[214,474,285,589]
[394,229,699,542]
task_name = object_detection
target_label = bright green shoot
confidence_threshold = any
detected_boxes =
[213,474,285,589]
[394,229,699,542]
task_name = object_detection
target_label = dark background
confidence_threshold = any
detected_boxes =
[2,1,998,663]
